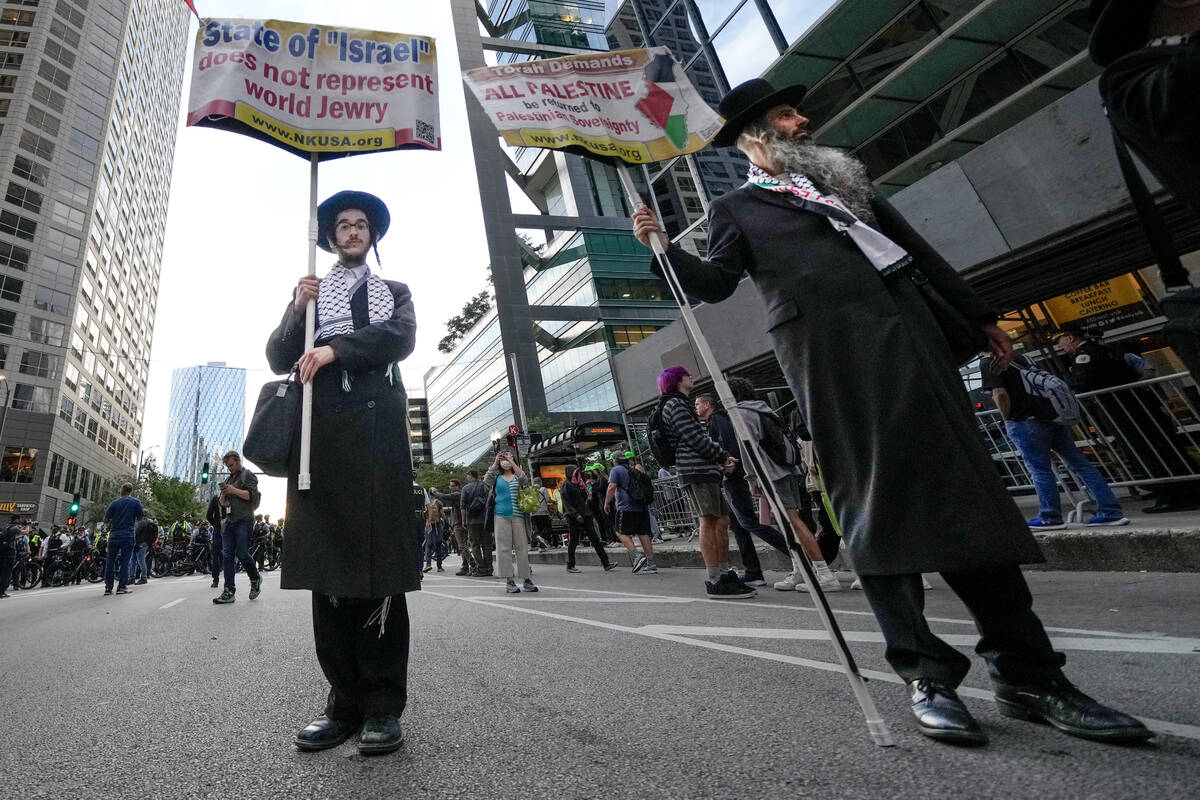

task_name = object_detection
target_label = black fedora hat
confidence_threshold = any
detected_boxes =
[317,190,391,253]
[712,78,807,148]
[1088,0,1152,67]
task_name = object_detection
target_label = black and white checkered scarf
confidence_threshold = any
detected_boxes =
[315,264,394,343]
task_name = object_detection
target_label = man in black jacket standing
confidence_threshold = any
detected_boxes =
[0,515,20,598]
[460,470,492,576]
[632,79,1149,746]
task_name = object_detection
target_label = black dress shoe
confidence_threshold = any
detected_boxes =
[908,679,988,745]
[993,678,1154,743]
[358,713,404,755]
[294,715,358,751]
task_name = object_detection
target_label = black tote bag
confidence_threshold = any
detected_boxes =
[242,370,300,477]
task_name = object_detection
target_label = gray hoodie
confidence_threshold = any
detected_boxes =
[732,400,803,483]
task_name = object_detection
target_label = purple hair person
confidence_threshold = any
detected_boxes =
[657,365,691,396]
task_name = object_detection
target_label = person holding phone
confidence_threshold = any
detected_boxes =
[485,450,537,594]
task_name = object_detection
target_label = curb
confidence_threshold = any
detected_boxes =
[528,528,1200,572]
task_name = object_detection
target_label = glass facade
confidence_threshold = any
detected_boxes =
[163,363,246,485]
[0,0,190,519]
[407,397,433,465]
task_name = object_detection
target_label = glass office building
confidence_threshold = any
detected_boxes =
[0,0,189,521]
[407,396,432,466]
[433,0,679,466]
[163,363,246,486]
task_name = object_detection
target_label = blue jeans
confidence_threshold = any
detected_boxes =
[131,543,149,581]
[222,518,260,590]
[104,532,135,590]
[210,526,224,580]
[1006,419,1122,523]
[723,475,790,577]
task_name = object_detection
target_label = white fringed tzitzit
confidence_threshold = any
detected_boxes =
[364,596,392,639]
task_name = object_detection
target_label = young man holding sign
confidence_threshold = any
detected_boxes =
[631,79,1150,747]
[267,190,418,756]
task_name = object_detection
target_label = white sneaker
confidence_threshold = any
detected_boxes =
[773,571,804,591]
[798,572,842,593]
[850,577,862,590]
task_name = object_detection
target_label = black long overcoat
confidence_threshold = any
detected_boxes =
[660,186,1042,576]
[266,277,420,598]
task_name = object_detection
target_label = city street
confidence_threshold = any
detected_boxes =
[3,562,1198,798]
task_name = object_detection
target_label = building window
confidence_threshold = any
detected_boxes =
[0,342,6,369]
[0,51,23,70]
[0,308,13,335]
[0,75,16,92]
[47,452,63,489]
[18,128,53,159]
[33,285,69,314]
[11,383,52,412]
[25,104,59,135]
[31,81,64,111]
[86,417,97,440]
[30,316,65,346]
[63,361,78,390]
[0,208,36,239]
[0,240,29,270]
[0,446,37,482]
[78,466,90,499]
[0,274,23,302]
[73,405,86,433]
[12,155,48,186]
[0,30,30,48]
[63,460,77,493]
[58,393,74,422]
[609,324,664,349]
[19,349,58,378]
[595,277,667,302]
[37,59,70,91]
[5,180,43,212]
[0,10,36,27]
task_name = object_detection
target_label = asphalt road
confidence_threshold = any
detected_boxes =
[2,562,1198,799]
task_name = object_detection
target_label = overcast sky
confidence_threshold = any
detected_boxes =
[147,1,491,518]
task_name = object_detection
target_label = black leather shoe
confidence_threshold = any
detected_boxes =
[993,678,1154,743]
[294,715,358,751]
[358,713,404,755]
[908,679,988,745]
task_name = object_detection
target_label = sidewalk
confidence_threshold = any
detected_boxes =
[528,494,1200,573]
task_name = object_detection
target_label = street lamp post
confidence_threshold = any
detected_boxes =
[0,375,10,466]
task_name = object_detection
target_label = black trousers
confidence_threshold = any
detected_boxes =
[858,565,1066,687]
[312,592,410,723]
[0,554,13,593]
[566,515,609,569]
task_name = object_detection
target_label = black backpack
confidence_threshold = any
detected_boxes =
[748,407,798,467]
[646,397,677,468]
[625,468,655,504]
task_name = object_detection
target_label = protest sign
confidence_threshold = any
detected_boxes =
[187,18,440,159]
[462,47,722,164]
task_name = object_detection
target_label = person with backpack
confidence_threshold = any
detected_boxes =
[460,471,493,576]
[984,354,1129,529]
[485,449,537,594]
[421,496,445,573]
[561,465,614,573]
[604,451,658,573]
[212,450,264,604]
[652,366,752,599]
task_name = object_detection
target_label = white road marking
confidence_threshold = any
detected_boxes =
[159,598,186,610]
[637,625,1200,655]
[454,596,696,603]
[420,588,1200,742]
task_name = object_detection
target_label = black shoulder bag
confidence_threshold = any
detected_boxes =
[242,368,301,477]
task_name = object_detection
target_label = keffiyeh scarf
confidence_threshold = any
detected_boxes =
[314,264,394,343]
[747,164,911,276]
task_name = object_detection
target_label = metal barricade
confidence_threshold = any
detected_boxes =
[974,371,1200,519]
[650,475,698,540]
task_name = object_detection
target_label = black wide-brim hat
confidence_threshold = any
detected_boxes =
[712,78,808,148]
[1088,0,1151,67]
[317,190,391,253]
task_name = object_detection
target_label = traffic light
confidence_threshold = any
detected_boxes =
[201,462,210,484]
[69,493,80,515]
[66,516,76,526]
[506,434,517,448]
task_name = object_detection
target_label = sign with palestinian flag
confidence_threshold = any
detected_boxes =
[462,47,722,164]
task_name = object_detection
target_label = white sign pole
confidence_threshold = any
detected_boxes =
[299,152,318,491]
[615,162,894,748]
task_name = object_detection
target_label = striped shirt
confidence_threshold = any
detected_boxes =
[661,394,727,486]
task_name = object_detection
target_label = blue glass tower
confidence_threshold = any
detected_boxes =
[163,362,246,484]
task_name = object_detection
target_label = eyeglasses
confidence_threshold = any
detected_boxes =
[336,220,370,234]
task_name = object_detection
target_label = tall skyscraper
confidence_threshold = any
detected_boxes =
[0,0,190,521]
[163,362,245,485]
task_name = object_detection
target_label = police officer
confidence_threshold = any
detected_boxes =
[0,514,20,598]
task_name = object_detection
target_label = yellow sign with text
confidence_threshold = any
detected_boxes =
[1044,274,1143,325]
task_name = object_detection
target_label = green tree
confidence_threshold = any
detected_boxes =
[438,289,492,354]
[524,411,567,438]
[414,461,468,492]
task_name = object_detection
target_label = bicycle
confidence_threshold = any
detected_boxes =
[10,553,42,590]
[47,549,103,586]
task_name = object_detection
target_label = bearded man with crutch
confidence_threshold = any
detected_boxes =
[631,79,1150,747]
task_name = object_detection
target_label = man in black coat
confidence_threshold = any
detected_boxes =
[631,79,1150,746]
[267,190,417,756]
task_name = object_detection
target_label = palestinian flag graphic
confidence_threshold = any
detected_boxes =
[634,53,689,149]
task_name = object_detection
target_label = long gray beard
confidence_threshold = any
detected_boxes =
[762,131,875,221]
